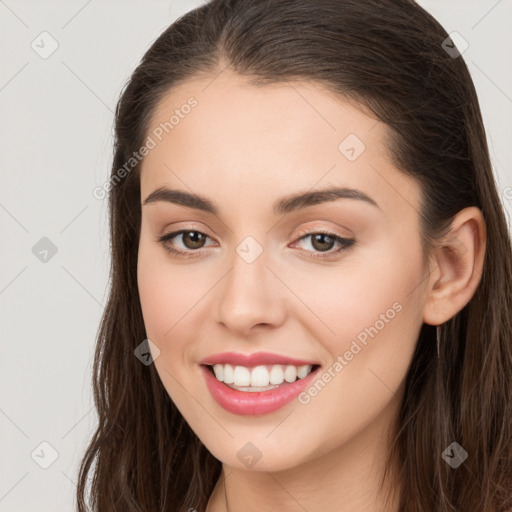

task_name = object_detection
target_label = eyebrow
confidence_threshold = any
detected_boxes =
[142,185,380,215]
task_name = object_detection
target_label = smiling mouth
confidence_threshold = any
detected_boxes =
[203,363,321,392]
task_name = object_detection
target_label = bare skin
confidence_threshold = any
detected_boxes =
[136,68,486,512]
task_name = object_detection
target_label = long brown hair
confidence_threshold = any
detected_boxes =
[77,0,512,510]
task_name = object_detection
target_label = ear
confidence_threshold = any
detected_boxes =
[423,207,487,326]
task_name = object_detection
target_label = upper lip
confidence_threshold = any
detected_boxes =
[198,351,319,367]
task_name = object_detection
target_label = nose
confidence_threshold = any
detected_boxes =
[214,245,288,336]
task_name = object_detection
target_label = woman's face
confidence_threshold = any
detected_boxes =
[137,69,430,472]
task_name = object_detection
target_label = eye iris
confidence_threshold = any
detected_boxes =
[183,231,206,249]
[311,233,335,252]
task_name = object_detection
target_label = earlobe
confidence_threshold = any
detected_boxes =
[423,207,486,326]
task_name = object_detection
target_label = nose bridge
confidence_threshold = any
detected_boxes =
[214,233,286,332]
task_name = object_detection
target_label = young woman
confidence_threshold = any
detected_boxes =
[77,1,512,510]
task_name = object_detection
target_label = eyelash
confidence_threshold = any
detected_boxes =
[157,229,355,260]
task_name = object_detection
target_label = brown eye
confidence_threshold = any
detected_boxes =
[158,229,213,257]
[309,233,337,252]
[180,231,207,249]
[292,231,355,260]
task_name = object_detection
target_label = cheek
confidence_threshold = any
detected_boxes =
[137,242,201,350]
[137,245,206,412]
[286,235,424,354]
[276,242,425,460]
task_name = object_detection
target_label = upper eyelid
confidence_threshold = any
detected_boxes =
[293,225,352,239]
[159,219,352,238]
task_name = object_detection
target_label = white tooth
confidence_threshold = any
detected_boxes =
[223,364,234,384]
[226,382,281,392]
[284,365,297,383]
[213,364,224,381]
[251,365,270,387]
[233,366,251,386]
[219,363,312,389]
[269,365,285,385]
[297,364,312,379]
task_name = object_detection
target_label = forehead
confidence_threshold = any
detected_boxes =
[139,69,421,218]
[144,70,379,162]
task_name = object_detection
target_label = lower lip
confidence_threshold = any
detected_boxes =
[200,365,320,416]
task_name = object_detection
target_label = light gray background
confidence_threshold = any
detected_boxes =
[1,1,511,510]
